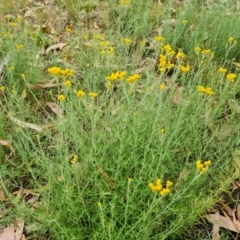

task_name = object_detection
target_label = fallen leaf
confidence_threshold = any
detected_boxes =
[175,167,191,187]
[211,212,220,240]
[232,209,240,232]
[96,165,115,188]
[14,218,24,240]
[172,87,184,105]
[20,89,27,100]
[232,62,240,68]
[20,234,26,240]
[0,225,14,240]
[206,213,240,233]
[217,124,238,141]
[0,140,15,155]
[9,115,42,132]
[0,189,6,201]
[45,43,68,55]
[28,83,58,89]
[45,102,64,118]
[0,55,10,80]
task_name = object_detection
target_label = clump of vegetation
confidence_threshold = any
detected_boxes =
[0,0,240,239]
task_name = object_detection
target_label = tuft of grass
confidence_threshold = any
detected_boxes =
[0,0,240,239]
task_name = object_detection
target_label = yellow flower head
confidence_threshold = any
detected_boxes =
[77,90,85,98]
[182,20,188,24]
[88,92,98,98]
[120,0,130,5]
[122,38,132,44]
[58,94,65,102]
[194,46,201,52]
[219,67,227,74]
[154,36,165,42]
[159,84,165,90]
[70,155,78,164]
[126,74,140,83]
[63,80,72,87]
[179,64,190,73]
[226,73,237,82]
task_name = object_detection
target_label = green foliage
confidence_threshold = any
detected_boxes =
[0,0,239,239]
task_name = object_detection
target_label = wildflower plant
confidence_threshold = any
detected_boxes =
[1,1,240,240]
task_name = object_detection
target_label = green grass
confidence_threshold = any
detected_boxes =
[0,0,240,239]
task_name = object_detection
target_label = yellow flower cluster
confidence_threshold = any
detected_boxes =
[120,0,130,5]
[194,47,214,57]
[122,38,132,44]
[159,84,165,90]
[219,67,227,74]
[58,94,65,102]
[63,80,72,87]
[197,86,214,95]
[179,64,190,73]
[149,178,173,196]
[77,90,85,98]
[88,92,98,98]
[126,74,140,83]
[226,73,237,82]
[100,46,114,55]
[154,36,165,42]
[16,44,24,50]
[159,54,174,73]
[106,71,127,81]
[228,37,237,44]
[196,160,211,174]
[48,67,74,77]
[176,51,185,59]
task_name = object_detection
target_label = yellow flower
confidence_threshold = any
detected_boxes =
[226,73,237,82]
[58,94,65,102]
[8,22,17,27]
[160,188,170,196]
[201,49,211,54]
[179,64,190,73]
[160,128,165,134]
[197,86,214,95]
[182,20,188,24]
[83,35,88,40]
[21,74,25,79]
[16,44,24,50]
[77,90,85,97]
[88,92,98,98]
[11,87,16,94]
[126,74,140,83]
[176,52,185,59]
[154,36,165,42]
[4,32,10,38]
[159,84,165,90]
[120,0,130,5]
[70,155,78,164]
[48,67,62,75]
[219,67,227,74]
[122,38,132,44]
[149,178,173,196]
[8,66,14,71]
[65,27,72,32]
[63,80,72,87]
[196,159,211,173]
[194,46,201,52]
[97,202,102,207]
[228,37,234,42]
[0,86,5,91]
